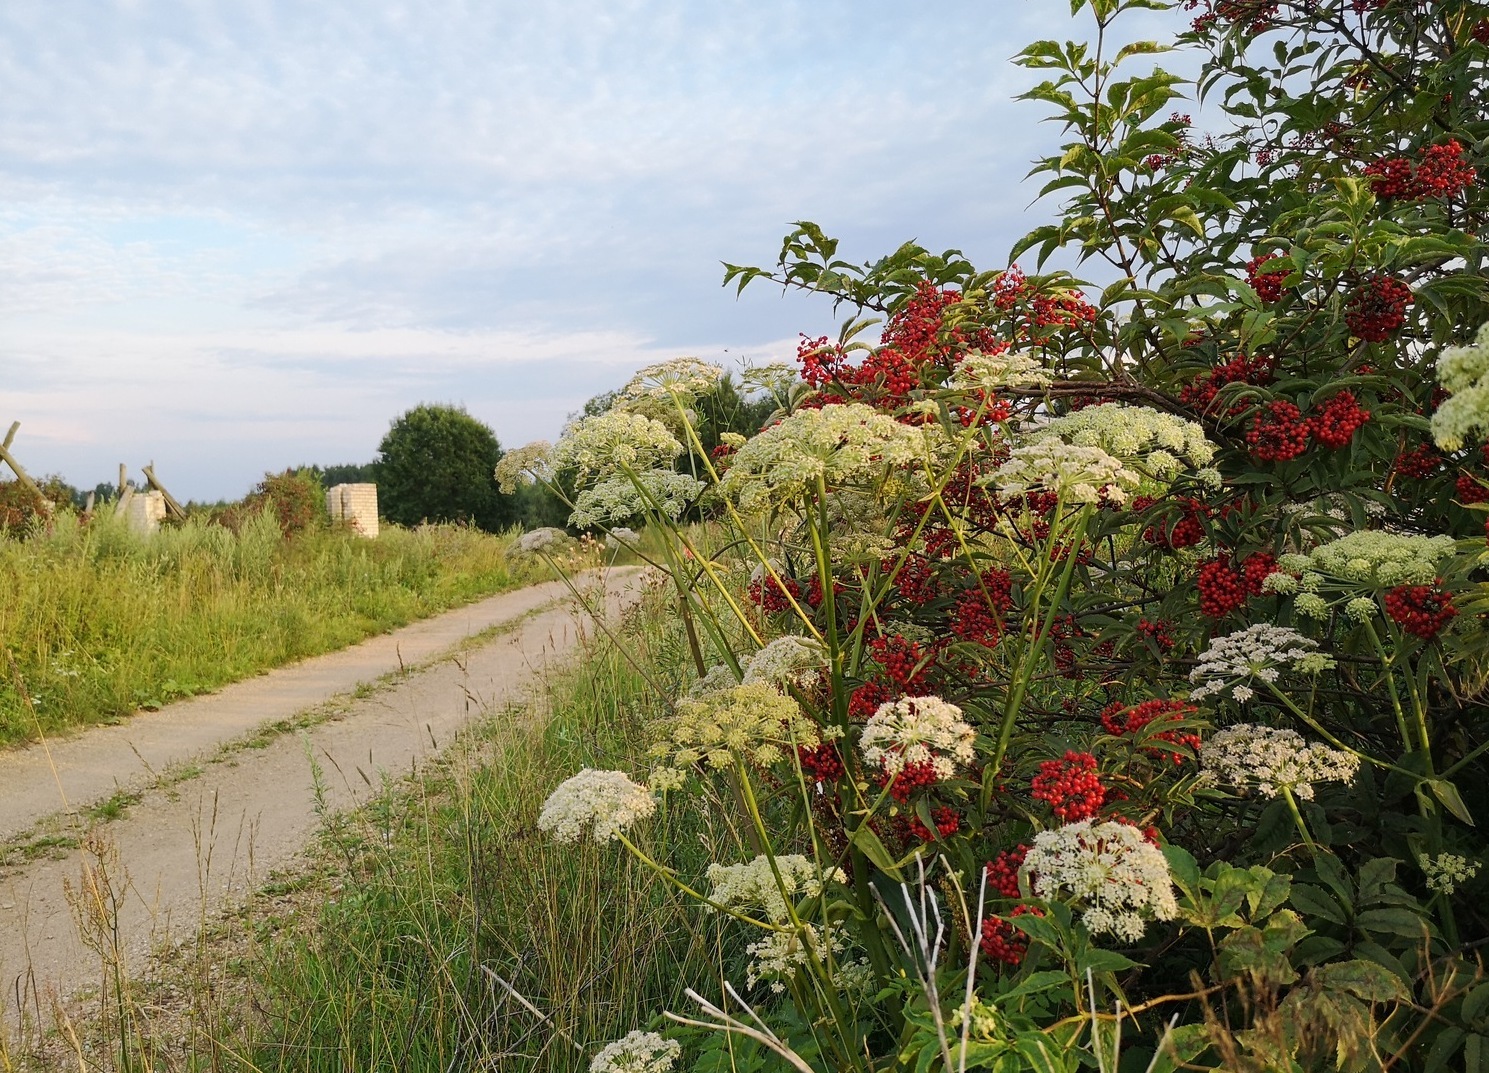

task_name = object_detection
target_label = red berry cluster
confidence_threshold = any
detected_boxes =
[892,555,940,606]
[1145,112,1193,172]
[1101,699,1202,763]
[1180,353,1274,415]
[985,846,1028,899]
[1247,400,1312,461]
[1242,551,1279,595]
[797,743,844,783]
[1031,751,1106,821]
[979,905,1042,967]
[1457,474,1489,505]
[1185,0,1278,33]
[848,680,893,721]
[1197,556,1246,617]
[1393,444,1442,480]
[909,805,961,842]
[1384,584,1458,639]
[1135,494,1210,549]
[948,571,1014,648]
[1311,390,1371,449]
[1345,276,1413,342]
[1245,254,1290,303]
[868,634,931,691]
[748,574,801,613]
[1137,617,1176,649]
[879,759,941,802]
[1473,19,1489,45]
[990,265,1099,344]
[1364,141,1477,201]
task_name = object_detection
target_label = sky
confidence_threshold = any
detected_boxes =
[2,0,1185,502]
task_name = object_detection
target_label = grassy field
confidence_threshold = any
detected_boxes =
[0,510,557,747]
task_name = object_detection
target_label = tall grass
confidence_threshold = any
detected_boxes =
[0,510,544,746]
[233,581,738,1072]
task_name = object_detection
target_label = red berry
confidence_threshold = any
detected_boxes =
[1031,751,1106,821]
[1384,584,1457,639]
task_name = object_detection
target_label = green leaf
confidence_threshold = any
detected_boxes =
[1289,883,1346,926]
[1314,959,1410,1003]
[1425,778,1476,825]
[849,825,903,879]
[1355,907,1429,940]
[1077,947,1139,974]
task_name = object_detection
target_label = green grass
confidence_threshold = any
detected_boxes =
[226,584,739,1073]
[0,510,550,746]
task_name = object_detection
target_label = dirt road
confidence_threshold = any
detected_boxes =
[0,567,645,1027]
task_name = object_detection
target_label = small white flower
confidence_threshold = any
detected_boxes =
[859,696,976,781]
[1023,821,1178,941]
[990,440,1141,505]
[1199,724,1359,800]
[589,1030,681,1073]
[1431,321,1489,451]
[741,636,827,688]
[707,854,844,923]
[537,769,656,843]
[1189,625,1334,702]
[745,923,846,993]
[1421,853,1480,896]
[552,411,684,486]
[949,349,1053,391]
[1041,403,1217,477]
[619,357,724,401]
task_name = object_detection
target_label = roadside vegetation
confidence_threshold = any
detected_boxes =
[0,508,546,747]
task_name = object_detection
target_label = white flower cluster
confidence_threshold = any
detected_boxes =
[515,527,568,555]
[718,404,930,514]
[1200,724,1359,800]
[589,1030,681,1073]
[569,471,704,530]
[707,853,845,923]
[1421,853,1480,896]
[741,636,828,688]
[619,357,724,401]
[1431,320,1489,451]
[1189,624,1335,702]
[552,411,684,486]
[745,923,845,993]
[1283,530,1456,587]
[494,440,554,494]
[537,769,656,843]
[990,440,1141,505]
[1041,404,1217,480]
[859,696,976,779]
[949,349,1053,392]
[1024,820,1178,942]
[605,527,639,549]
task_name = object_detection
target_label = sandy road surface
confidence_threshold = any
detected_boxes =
[0,567,645,1025]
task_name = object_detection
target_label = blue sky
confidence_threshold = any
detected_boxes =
[2,0,1184,502]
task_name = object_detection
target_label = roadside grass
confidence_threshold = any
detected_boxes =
[226,579,736,1072]
[0,510,555,747]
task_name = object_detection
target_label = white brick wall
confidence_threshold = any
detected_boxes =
[125,490,167,534]
[327,483,379,537]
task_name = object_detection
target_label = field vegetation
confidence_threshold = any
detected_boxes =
[0,507,545,747]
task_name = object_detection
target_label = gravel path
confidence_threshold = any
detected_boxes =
[0,567,645,1028]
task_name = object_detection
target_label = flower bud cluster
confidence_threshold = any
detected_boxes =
[1199,724,1359,800]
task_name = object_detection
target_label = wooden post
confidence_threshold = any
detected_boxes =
[141,463,187,522]
[0,421,52,513]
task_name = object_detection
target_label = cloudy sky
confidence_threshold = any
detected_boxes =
[2,0,1182,502]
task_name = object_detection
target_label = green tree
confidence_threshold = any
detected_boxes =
[376,404,513,531]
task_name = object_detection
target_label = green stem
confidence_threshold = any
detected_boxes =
[1281,787,1317,856]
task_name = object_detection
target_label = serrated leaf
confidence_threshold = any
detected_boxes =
[1314,959,1410,1003]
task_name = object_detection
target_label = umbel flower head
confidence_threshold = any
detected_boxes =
[655,682,821,771]
[569,470,704,529]
[551,410,684,486]
[949,349,1054,392]
[1023,820,1178,943]
[619,357,724,402]
[1041,403,1216,480]
[718,403,931,514]
[1431,320,1489,451]
[859,696,976,780]
[1189,624,1335,702]
[589,1030,681,1073]
[1199,724,1359,801]
[707,853,845,923]
[494,440,553,494]
[537,769,656,843]
[741,635,828,688]
[1290,530,1455,587]
[989,440,1141,505]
